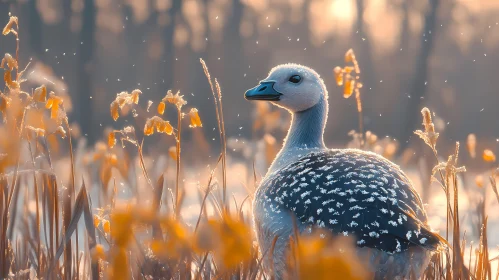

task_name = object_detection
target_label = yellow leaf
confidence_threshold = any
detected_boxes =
[110,209,134,247]
[195,214,252,269]
[1,53,17,70]
[110,101,119,121]
[163,121,173,135]
[108,132,116,148]
[34,85,47,102]
[287,232,368,280]
[45,98,54,109]
[91,244,106,262]
[2,16,18,36]
[144,116,174,136]
[483,149,496,162]
[130,89,142,104]
[344,79,355,98]
[188,108,202,128]
[51,101,59,119]
[333,67,344,86]
[144,123,154,136]
[93,214,101,228]
[102,219,111,234]
[157,101,166,115]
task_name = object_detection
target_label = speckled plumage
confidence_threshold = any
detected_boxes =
[256,149,441,254]
[247,64,443,279]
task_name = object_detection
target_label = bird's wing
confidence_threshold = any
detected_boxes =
[261,150,445,254]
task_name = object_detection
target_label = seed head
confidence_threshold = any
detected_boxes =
[414,107,439,150]
[421,107,434,133]
[162,90,187,109]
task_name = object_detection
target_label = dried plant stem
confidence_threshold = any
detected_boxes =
[215,79,227,212]
[200,59,227,212]
[195,252,210,280]
[357,104,364,149]
[27,140,42,275]
[14,20,19,79]
[429,148,454,240]
[63,117,76,280]
[335,49,365,149]
[194,154,222,232]
[175,107,182,219]
[1,107,26,277]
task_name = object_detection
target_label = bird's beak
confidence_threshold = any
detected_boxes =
[245,81,282,101]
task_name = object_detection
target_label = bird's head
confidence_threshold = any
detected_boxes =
[245,64,328,113]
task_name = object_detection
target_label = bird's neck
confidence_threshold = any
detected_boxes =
[268,96,328,174]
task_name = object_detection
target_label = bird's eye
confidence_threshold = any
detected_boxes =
[289,75,302,84]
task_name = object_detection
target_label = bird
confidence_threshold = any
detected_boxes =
[244,64,445,279]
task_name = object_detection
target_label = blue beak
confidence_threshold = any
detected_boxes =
[245,81,282,101]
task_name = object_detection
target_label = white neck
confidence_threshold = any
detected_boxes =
[267,95,328,174]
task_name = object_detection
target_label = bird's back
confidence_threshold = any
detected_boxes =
[254,148,443,255]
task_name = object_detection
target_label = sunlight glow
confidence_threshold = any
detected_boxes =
[329,0,355,22]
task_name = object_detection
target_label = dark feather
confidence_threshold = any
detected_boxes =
[256,149,445,254]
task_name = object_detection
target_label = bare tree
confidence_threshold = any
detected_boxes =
[354,0,375,92]
[76,0,96,142]
[399,0,440,149]
[26,0,43,58]
[161,0,182,91]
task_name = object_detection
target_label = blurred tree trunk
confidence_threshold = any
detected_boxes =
[162,0,182,90]
[123,1,156,92]
[225,0,244,66]
[354,0,375,93]
[76,0,96,142]
[398,0,440,150]
[27,0,44,58]
[398,0,410,57]
[222,0,244,99]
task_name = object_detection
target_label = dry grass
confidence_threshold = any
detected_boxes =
[0,17,498,280]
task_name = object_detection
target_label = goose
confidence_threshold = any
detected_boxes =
[245,64,444,279]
